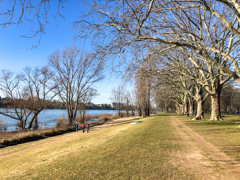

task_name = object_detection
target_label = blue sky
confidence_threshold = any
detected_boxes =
[0,1,125,104]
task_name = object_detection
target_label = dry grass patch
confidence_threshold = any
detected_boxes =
[0,114,195,179]
[178,114,240,161]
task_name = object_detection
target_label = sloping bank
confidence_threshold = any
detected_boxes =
[0,114,194,179]
[0,118,118,148]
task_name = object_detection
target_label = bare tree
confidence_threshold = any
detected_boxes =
[0,67,56,130]
[79,88,97,122]
[49,46,103,126]
[111,85,126,117]
[0,70,28,131]
[135,59,153,117]
[22,67,57,129]
[125,90,135,116]
[0,0,69,48]
[199,0,240,38]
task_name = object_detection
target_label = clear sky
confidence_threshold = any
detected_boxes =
[0,1,127,104]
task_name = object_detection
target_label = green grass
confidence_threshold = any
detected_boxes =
[0,115,194,180]
[177,114,240,161]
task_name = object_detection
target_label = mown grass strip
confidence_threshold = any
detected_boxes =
[0,115,194,180]
[177,114,240,161]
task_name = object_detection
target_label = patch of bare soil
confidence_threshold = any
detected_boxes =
[171,116,240,180]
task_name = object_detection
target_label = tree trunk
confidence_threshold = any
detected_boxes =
[183,95,188,115]
[69,116,75,126]
[176,105,180,114]
[145,98,150,116]
[137,102,142,116]
[209,93,222,121]
[68,110,75,126]
[18,120,26,131]
[33,115,38,130]
[28,111,39,130]
[177,105,184,114]
[184,102,188,115]
[196,96,203,118]
[67,105,76,126]
[165,100,168,112]
[131,107,135,116]
[188,100,194,116]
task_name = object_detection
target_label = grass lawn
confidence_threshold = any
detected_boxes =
[177,114,240,162]
[0,114,194,180]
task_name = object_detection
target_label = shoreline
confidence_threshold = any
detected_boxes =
[0,115,139,148]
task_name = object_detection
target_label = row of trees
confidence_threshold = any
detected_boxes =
[2,0,240,121]
[0,46,103,131]
[73,0,240,121]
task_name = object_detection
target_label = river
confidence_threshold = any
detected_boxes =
[0,109,119,131]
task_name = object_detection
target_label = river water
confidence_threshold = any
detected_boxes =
[0,109,118,131]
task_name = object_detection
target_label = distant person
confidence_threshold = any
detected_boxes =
[82,123,85,133]
[87,124,90,133]
[194,110,197,116]
[76,124,78,131]
[73,124,76,131]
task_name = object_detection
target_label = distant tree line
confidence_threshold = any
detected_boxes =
[2,0,240,122]
[0,46,103,131]
[0,98,65,109]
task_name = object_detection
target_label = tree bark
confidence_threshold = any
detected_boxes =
[188,99,194,116]
[209,93,222,121]
[33,116,38,130]
[165,100,168,112]
[177,105,184,114]
[27,111,39,130]
[176,105,180,114]
[18,120,26,131]
[184,102,188,115]
[196,95,203,118]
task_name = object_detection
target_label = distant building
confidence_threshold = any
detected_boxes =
[98,104,110,109]
[88,103,94,108]
[111,102,124,109]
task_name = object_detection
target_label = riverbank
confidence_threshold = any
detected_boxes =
[0,114,193,179]
[0,109,124,131]
[1,113,240,179]
[0,114,137,148]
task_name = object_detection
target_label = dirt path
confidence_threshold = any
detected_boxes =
[171,116,240,180]
[90,116,140,130]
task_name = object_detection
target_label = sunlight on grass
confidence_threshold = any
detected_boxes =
[0,115,195,179]
[178,114,240,161]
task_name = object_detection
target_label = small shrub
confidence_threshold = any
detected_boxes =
[111,114,120,119]
[75,114,101,123]
[99,114,115,122]
[99,116,110,122]
[75,114,94,123]
[55,117,69,129]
